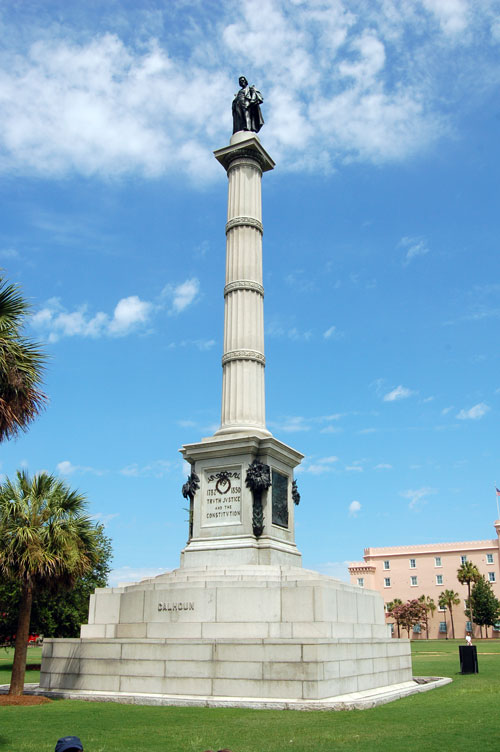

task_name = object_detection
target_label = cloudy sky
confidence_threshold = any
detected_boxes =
[1,0,499,586]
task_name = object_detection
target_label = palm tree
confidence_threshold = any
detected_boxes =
[0,276,47,442]
[457,561,481,638]
[0,470,100,695]
[438,589,460,639]
[418,595,436,639]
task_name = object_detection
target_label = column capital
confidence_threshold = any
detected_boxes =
[214,135,275,174]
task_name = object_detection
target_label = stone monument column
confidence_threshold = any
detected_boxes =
[214,133,274,438]
[178,133,303,568]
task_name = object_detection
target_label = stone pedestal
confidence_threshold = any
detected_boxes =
[180,435,302,568]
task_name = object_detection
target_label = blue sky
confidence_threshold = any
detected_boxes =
[1,0,499,586]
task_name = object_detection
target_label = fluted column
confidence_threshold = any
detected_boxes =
[213,134,275,437]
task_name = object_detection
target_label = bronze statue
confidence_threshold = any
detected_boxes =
[232,76,264,134]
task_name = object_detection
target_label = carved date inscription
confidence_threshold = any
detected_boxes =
[202,468,242,526]
[272,470,289,528]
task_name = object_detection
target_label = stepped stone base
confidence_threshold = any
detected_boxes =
[40,566,414,703]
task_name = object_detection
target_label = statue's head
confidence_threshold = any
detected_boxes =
[239,76,248,87]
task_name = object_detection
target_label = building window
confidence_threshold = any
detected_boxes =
[438,605,446,612]
[488,572,496,583]
[461,555,467,564]
[439,622,447,633]
[435,556,442,567]
[410,576,418,586]
[413,624,421,633]
[464,600,468,610]
[384,577,391,588]
[357,577,364,588]
[409,558,416,568]
[493,622,500,632]
[383,560,390,570]
[389,622,394,635]
[466,621,472,632]
[436,574,443,585]
[487,554,494,564]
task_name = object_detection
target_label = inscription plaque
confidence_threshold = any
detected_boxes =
[272,470,289,528]
[202,467,242,526]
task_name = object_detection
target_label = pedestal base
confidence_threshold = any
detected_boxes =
[40,565,414,703]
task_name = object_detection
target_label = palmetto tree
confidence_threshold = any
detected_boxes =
[418,595,436,639]
[0,471,100,695]
[0,276,46,442]
[438,589,460,639]
[457,561,481,638]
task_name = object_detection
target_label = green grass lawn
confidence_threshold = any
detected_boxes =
[1,640,499,752]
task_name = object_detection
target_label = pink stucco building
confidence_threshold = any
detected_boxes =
[348,520,500,639]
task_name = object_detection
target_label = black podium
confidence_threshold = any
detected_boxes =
[459,645,478,673]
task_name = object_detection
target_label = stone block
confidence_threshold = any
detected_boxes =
[338,659,357,678]
[323,661,340,680]
[43,657,80,675]
[78,642,122,660]
[50,640,84,659]
[213,642,302,663]
[80,624,106,639]
[281,586,314,622]
[291,622,332,638]
[212,677,302,699]
[105,624,117,638]
[116,624,147,638]
[356,658,374,675]
[119,675,165,694]
[336,590,358,623]
[263,661,322,682]
[147,622,202,638]
[162,676,213,696]
[202,622,269,638]
[119,590,145,623]
[214,661,263,680]
[57,672,120,692]
[330,623,354,638]
[269,622,292,638]
[93,592,121,625]
[165,660,214,679]
[312,585,338,622]
[216,586,280,622]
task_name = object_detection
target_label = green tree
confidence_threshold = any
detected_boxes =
[0,524,112,642]
[0,276,46,442]
[386,598,403,637]
[0,470,101,695]
[468,576,500,638]
[418,595,436,639]
[438,589,460,639]
[457,561,481,637]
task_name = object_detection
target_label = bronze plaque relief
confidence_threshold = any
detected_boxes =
[272,470,289,528]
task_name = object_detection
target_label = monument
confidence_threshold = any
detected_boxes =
[39,79,444,709]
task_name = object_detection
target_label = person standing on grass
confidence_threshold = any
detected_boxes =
[55,736,83,752]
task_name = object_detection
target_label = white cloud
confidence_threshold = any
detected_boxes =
[32,278,198,341]
[346,465,363,473]
[374,463,392,469]
[421,0,469,36]
[383,385,415,402]
[441,406,454,415]
[171,278,200,313]
[400,236,430,265]
[120,459,172,478]
[108,296,152,335]
[299,455,339,475]
[456,402,490,420]
[348,500,361,516]
[57,460,105,476]
[400,486,436,509]
[323,325,341,340]
[1,2,497,181]
[90,512,119,527]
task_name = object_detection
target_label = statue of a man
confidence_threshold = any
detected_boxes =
[232,76,264,134]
